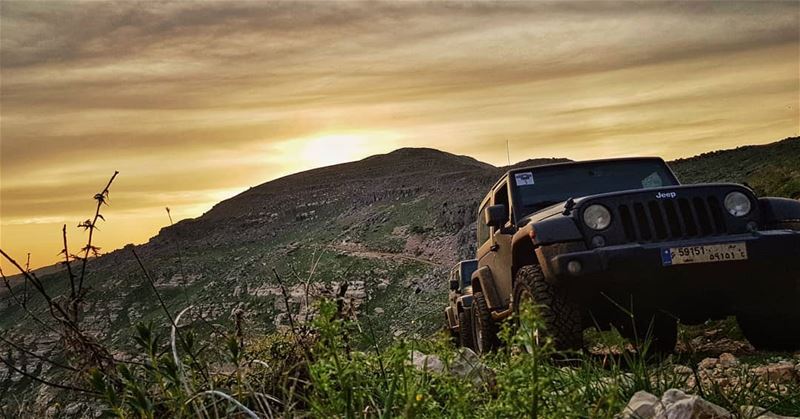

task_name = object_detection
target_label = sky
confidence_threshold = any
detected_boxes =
[1,1,799,271]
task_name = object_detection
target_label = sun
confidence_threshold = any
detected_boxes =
[299,133,394,168]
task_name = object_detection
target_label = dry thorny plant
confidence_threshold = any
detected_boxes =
[0,171,119,394]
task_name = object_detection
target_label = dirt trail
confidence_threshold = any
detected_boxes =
[327,244,443,267]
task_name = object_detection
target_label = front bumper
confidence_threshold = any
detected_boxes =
[548,230,800,284]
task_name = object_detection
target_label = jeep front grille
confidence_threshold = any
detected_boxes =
[617,196,727,242]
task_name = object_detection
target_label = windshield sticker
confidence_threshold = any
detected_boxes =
[515,172,535,186]
[641,172,663,188]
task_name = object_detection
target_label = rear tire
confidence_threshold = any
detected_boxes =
[739,219,800,351]
[513,265,583,351]
[617,312,677,355]
[737,313,800,351]
[446,312,460,346]
[459,309,475,350]
[471,292,498,354]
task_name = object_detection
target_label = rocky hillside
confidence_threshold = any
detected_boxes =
[671,136,800,199]
[1,137,798,405]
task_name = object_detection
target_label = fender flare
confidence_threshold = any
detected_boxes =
[759,197,800,223]
[511,217,583,275]
[456,295,473,312]
[511,224,538,277]
[471,266,502,310]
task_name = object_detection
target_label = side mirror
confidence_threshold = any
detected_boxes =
[449,278,460,291]
[484,204,508,229]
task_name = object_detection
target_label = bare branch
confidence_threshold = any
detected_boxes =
[62,225,77,300]
[77,170,119,295]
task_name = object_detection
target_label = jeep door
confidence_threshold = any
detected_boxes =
[476,180,515,308]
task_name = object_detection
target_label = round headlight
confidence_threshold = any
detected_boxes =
[724,191,751,217]
[583,204,612,230]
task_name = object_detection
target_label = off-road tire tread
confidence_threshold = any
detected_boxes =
[514,265,583,351]
[471,292,498,353]
[737,220,800,351]
[458,309,475,350]
[737,314,800,351]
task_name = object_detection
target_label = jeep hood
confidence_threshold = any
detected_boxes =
[518,183,753,225]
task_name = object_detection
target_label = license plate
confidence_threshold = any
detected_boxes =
[661,242,748,266]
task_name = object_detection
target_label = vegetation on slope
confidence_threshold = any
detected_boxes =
[670,136,800,199]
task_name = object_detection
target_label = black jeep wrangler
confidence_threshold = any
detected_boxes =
[469,157,800,354]
[445,260,479,348]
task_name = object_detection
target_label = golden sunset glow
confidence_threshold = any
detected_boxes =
[1,1,798,271]
[298,133,399,167]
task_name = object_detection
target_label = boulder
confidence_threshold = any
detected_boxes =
[619,391,659,419]
[656,389,731,419]
[409,349,494,388]
[718,353,739,368]
[752,361,799,384]
[448,348,496,388]
[619,389,732,419]
[410,351,445,374]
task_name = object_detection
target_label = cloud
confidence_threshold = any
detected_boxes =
[1,0,798,270]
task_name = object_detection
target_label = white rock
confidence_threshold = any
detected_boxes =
[449,348,495,388]
[410,349,494,389]
[655,389,732,419]
[410,351,445,374]
[620,390,659,419]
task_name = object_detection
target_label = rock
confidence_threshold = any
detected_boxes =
[620,389,734,419]
[674,365,694,375]
[410,351,445,374]
[655,389,731,419]
[718,353,738,368]
[449,348,495,388]
[45,406,58,418]
[620,391,659,419]
[740,406,796,419]
[752,362,799,384]
[373,307,384,315]
[699,357,718,370]
[64,402,85,416]
[410,349,495,389]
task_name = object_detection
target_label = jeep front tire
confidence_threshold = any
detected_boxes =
[513,265,583,351]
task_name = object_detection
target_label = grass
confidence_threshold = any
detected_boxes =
[64,298,799,418]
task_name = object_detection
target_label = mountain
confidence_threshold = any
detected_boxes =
[1,137,798,397]
[670,137,800,199]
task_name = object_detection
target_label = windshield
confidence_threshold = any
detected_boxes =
[460,260,478,287]
[513,160,678,214]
